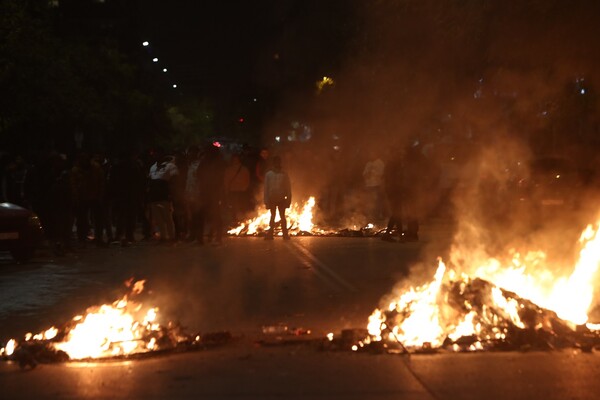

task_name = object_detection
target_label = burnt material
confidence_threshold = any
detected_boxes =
[373,276,600,352]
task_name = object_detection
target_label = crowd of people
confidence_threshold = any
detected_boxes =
[0,144,274,255]
[0,140,442,255]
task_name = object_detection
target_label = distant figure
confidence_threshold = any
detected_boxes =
[402,141,440,242]
[255,148,270,185]
[184,146,202,242]
[1,155,28,207]
[224,154,250,225]
[264,156,291,240]
[147,155,179,243]
[48,154,74,255]
[195,145,225,245]
[109,150,145,246]
[362,150,385,221]
[382,154,404,242]
[71,152,107,247]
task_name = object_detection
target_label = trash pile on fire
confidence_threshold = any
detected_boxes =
[227,196,384,237]
[0,279,231,368]
[355,222,600,353]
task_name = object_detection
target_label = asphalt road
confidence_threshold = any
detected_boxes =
[2,220,600,399]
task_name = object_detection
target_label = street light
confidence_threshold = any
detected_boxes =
[163,68,168,72]
[142,41,149,47]
[152,58,158,63]
[172,84,177,88]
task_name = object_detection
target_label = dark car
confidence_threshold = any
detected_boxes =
[0,203,44,263]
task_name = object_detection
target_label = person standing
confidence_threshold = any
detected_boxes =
[382,153,404,242]
[362,150,385,222]
[71,152,107,247]
[224,154,250,226]
[252,147,269,207]
[264,156,291,240]
[1,155,29,207]
[147,154,178,243]
[184,146,202,242]
[196,145,225,245]
[109,150,145,246]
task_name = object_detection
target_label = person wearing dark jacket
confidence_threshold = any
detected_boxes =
[382,155,404,242]
[71,152,106,247]
[195,145,225,245]
[109,150,145,246]
[264,156,291,240]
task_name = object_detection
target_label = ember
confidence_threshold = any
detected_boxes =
[366,221,600,352]
[0,279,225,364]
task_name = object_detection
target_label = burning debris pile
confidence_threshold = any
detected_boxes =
[0,279,230,367]
[364,262,597,353]
[228,196,383,237]
[228,196,321,236]
[363,222,600,353]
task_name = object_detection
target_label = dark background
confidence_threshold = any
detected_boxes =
[1,0,600,160]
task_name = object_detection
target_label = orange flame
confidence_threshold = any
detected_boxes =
[228,196,321,235]
[1,279,175,360]
[368,221,600,349]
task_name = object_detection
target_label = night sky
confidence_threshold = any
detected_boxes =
[136,0,358,133]
[129,1,600,149]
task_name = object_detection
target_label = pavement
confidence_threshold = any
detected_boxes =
[2,343,599,399]
[2,219,600,399]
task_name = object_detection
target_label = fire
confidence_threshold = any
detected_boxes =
[367,222,600,350]
[1,279,186,361]
[228,196,321,235]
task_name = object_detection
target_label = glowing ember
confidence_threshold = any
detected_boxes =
[1,279,190,361]
[367,222,600,351]
[228,196,322,235]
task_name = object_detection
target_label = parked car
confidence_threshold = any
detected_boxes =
[0,203,44,263]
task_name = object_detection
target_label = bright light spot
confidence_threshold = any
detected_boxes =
[351,345,358,351]
[253,98,257,102]
[275,136,281,142]
[581,89,586,95]
[152,58,158,63]
[327,333,334,341]
[4,339,16,356]
[172,84,177,88]
[316,76,335,93]
[163,68,167,72]
[556,174,561,179]
[142,41,149,47]
[333,145,340,151]
[212,141,221,148]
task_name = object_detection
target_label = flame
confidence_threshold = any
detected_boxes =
[53,304,161,360]
[0,279,182,360]
[368,221,600,350]
[473,223,600,325]
[228,196,321,235]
